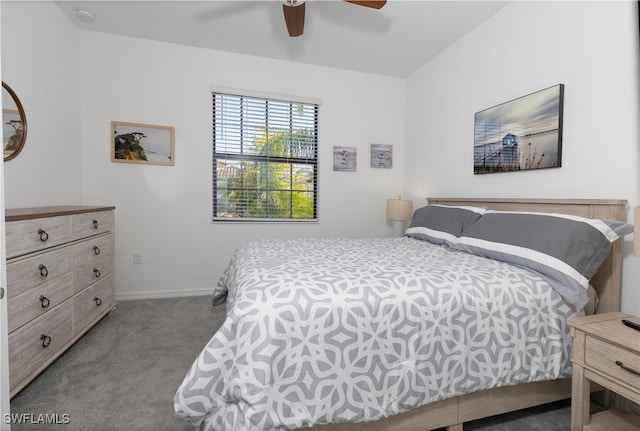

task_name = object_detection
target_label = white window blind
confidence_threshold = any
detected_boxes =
[212,91,319,221]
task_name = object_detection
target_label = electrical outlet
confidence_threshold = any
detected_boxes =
[133,252,143,265]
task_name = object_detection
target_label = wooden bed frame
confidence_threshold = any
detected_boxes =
[307,198,629,431]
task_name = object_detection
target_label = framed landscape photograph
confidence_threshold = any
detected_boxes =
[111,121,175,166]
[473,84,564,174]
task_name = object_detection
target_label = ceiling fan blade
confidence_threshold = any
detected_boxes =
[343,1,387,9]
[282,2,305,37]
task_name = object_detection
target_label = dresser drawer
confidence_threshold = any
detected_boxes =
[6,215,71,259]
[71,233,112,293]
[73,259,111,295]
[71,210,112,240]
[73,275,114,335]
[7,273,73,333]
[586,336,640,391]
[9,301,73,389]
[6,247,72,299]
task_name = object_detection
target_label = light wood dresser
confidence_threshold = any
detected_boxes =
[569,312,640,431]
[5,205,116,397]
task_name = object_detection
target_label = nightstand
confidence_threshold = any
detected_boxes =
[568,312,640,431]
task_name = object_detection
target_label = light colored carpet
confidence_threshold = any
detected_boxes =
[10,296,222,431]
[10,296,586,430]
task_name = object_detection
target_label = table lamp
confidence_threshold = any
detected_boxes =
[386,196,413,238]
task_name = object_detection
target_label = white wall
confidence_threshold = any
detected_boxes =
[77,32,407,299]
[405,1,640,315]
[1,1,83,207]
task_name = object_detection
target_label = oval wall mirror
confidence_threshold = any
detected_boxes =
[2,81,27,161]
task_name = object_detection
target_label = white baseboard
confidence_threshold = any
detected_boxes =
[115,288,213,301]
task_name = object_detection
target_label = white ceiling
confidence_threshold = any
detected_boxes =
[55,1,510,78]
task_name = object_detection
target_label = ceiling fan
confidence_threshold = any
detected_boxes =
[282,0,387,37]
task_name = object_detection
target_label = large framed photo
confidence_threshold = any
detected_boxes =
[474,84,564,174]
[111,121,174,166]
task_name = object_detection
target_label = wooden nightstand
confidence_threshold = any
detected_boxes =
[568,312,640,431]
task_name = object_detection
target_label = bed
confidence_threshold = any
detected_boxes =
[174,198,631,431]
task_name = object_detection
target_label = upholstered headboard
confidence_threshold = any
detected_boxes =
[426,198,628,314]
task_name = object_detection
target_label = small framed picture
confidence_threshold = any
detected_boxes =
[333,146,357,172]
[111,121,175,166]
[370,143,392,168]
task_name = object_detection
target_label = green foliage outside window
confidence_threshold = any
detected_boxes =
[214,126,317,220]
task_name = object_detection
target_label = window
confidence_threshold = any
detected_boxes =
[212,91,319,221]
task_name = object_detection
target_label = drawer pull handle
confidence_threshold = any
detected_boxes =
[93,219,99,229]
[94,297,102,307]
[93,246,101,256]
[37,229,49,242]
[40,334,51,348]
[93,268,101,278]
[39,264,49,278]
[615,360,640,377]
[39,295,50,308]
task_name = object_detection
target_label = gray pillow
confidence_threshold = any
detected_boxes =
[454,210,634,307]
[405,205,486,246]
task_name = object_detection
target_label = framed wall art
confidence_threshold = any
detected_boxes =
[370,143,392,168]
[111,121,175,166]
[333,146,357,172]
[473,84,564,174]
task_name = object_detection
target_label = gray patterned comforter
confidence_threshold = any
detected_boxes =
[174,237,581,431]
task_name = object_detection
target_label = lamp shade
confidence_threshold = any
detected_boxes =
[386,198,413,221]
[634,206,639,258]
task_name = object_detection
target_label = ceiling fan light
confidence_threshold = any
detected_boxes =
[282,0,305,7]
[75,8,95,23]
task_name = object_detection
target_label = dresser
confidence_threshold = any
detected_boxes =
[5,205,116,397]
[568,312,640,431]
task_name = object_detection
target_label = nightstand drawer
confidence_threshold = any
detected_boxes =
[586,336,640,391]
